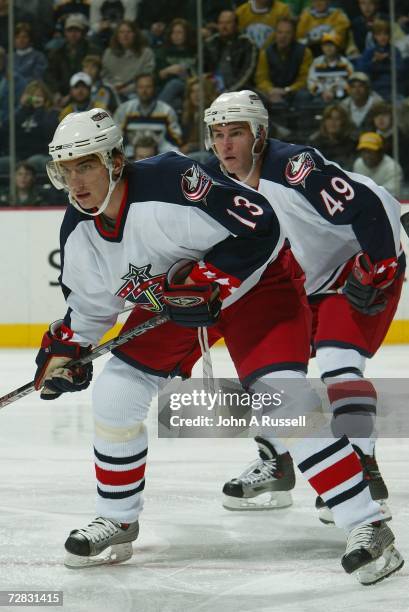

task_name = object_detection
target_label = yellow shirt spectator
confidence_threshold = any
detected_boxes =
[296,0,350,53]
[236,0,291,48]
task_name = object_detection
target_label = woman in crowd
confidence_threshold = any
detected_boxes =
[155,18,197,112]
[308,103,357,169]
[102,20,155,100]
[180,76,218,160]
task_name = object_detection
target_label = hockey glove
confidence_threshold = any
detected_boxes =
[34,320,93,400]
[163,260,221,327]
[343,252,397,316]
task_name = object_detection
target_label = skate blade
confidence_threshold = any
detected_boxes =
[222,491,293,511]
[64,542,133,569]
[356,545,404,585]
[318,500,392,527]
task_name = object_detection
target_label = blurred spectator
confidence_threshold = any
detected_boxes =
[14,0,54,49]
[235,0,291,49]
[204,10,257,92]
[358,20,404,100]
[340,71,382,130]
[14,22,47,81]
[53,0,91,30]
[45,14,100,105]
[0,162,47,206]
[350,0,388,54]
[155,19,197,112]
[0,0,9,49]
[397,0,409,34]
[133,134,158,160]
[308,103,357,169]
[186,0,234,38]
[89,0,139,50]
[138,0,188,47]
[180,76,218,157]
[353,131,403,196]
[307,31,353,105]
[256,16,312,106]
[14,80,58,172]
[114,73,182,156]
[0,47,27,132]
[0,79,57,172]
[59,71,106,120]
[296,0,350,57]
[367,100,409,178]
[82,54,120,112]
[101,20,155,100]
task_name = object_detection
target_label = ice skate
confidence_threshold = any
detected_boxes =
[316,446,391,525]
[342,521,404,585]
[64,517,139,568]
[222,437,295,510]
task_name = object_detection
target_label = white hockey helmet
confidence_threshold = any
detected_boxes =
[204,90,269,151]
[46,109,124,216]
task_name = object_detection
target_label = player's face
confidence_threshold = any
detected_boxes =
[58,155,110,210]
[212,122,255,180]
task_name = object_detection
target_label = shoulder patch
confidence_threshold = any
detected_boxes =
[181,164,213,202]
[285,151,317,187]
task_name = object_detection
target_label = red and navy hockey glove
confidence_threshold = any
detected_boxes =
[34,320,93,400]
[343,252,398,316]
[162,260,221,327]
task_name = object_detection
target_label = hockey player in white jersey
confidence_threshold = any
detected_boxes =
[204,90,405,584]
[33,108,401,584]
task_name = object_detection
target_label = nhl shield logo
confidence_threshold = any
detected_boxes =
[181,164,213,202]
[285,152,316,187]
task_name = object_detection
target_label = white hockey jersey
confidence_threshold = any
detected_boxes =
[209,139,403,295]
[59,152,284,346]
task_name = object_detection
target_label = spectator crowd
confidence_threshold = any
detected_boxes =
[0,0,409,205]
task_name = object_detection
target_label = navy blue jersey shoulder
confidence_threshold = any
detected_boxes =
[128,152,280,239]
[261,139,398,262]
[59,204,92,299]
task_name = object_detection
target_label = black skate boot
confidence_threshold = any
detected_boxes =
[316,446,391,525]
[222,436,295,510]
[64,517,139,568]
[342,521,404,585]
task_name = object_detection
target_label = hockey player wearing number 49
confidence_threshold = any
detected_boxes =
[204,90,405,585]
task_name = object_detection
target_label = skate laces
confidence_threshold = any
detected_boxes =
[76,518,121,544]
[238,458,278,484]
[345,524,376,555]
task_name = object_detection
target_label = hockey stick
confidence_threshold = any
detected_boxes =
[0,313,169,410]
[401,212,409,237]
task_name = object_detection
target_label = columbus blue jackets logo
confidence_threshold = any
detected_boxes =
[115,264,165,312]
[181,165,213,202]
[285,152,316,187]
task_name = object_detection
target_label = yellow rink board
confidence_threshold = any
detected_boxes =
[0,321,408,349]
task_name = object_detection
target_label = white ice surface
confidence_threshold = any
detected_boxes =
[0,346,408,612]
